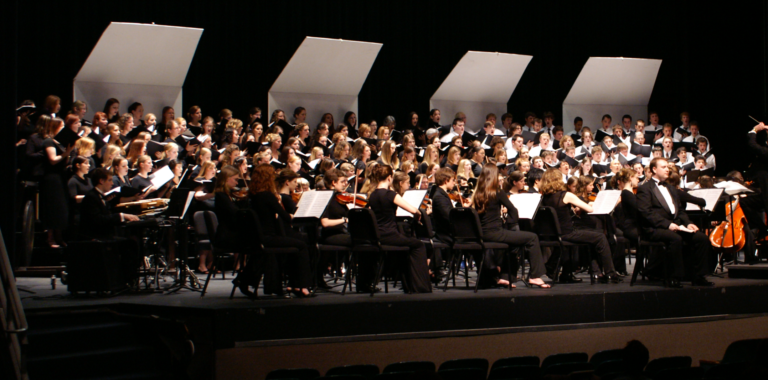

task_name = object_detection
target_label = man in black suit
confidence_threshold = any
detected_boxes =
[81,168,141,283]
[746,122,768,214]
[636,157,714,288]
[431,167,472,281]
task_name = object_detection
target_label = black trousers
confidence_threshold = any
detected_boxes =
[561,229,616,275]
[484,228,546,278]
[380,231,432,293]
[262,235,312,290]
[645,229,712,279]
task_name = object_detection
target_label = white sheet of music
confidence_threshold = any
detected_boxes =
[588,190,621,215]
[294,190,334,218]
[686,188,723,211]
[508,193,541,219]
[397,190,427,217]
[715,181,753,195]
[180,191,195,220]
[149,165,174,188]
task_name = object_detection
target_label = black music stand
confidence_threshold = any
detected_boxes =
[163,190,201,294]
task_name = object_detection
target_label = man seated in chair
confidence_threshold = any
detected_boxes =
[636,157,714,288]
[430,167,472,278]
[80,167,141,285]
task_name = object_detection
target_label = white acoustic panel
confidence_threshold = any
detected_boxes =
[74,22,203,119]
[562,57,661,131]
[269,37,382,132]
[430,51,532,131]
[270,37,382,96]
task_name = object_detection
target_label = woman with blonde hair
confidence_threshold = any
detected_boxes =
[443,146,461,172]
[378,140,399,169]
[458,159,475,180]
[540,168,619,284]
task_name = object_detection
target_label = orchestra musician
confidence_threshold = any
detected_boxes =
[473,164,550,288]
[368,164,432,293]
[635,157,714,288]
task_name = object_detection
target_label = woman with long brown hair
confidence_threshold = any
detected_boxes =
[248,164,312,297]
[368,164,431,293]
[540,168,620,283]
[473,164,549,288]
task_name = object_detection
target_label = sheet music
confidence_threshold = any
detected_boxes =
[294,190,334,218]
[715,181,753,195]
[397,190,427,217]
[308,158,321,169]
[104,186,121,196]
[686,188,723,211]
[588,190,621,215]
[180,191,195,220]
[508,193,541,219]
[149,165,174,188]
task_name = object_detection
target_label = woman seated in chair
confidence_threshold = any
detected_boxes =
[474,164,550,288]
[367,164,431,293]
[540,168,621,284]
[206,165,248,274]
[319,168,359,289]
[247,163,313,297]
[614,168,640,275]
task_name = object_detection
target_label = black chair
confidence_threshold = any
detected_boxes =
[414,209,451,283]
[630,236,669,286]
[491,356,540,369]
[644,356,692,377]
[347,208,410,296]
[438,358,489,372]
[541,352,589,369]
[382,361,435,374]
[326,364,380,378]
[532,206,594,284]
[317,376,365,380]
[316,241,351,293]
[542,362,593,376]
[447,207,511,292]
[487,365,541,380]
[654,366,705,380]
[594,359,626,377]
[229,210,300,299]
[265,367,321,380]
[703,362,748,379]
[192,211,231,297]
[437,368,486,380]
[589,349,624,366]
[721,338,768,364]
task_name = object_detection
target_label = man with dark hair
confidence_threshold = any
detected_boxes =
[440,117,475,146]
[622,114,634,136]
[636,158,714,288]
[522,112,536,131]
[501,112,514,136]
[526,168,544,193]
[675,111,692,140]
[543,111,555,134]
[600,114,613,133]
[569,116,584,139]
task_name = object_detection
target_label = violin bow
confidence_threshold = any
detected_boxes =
[352,174,359,208]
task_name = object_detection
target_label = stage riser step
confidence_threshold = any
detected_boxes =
[27,322,137,357]
[727,264,768,279]
[27,345,163,380]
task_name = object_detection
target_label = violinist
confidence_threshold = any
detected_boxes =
[505,171,527,195]
[234,156,250,182]
[276,169,301,215]
[614,168,640,274]
[472,164,550,288]
[368,164,432,293]
[540,168,620,284]
[431,168,472,245]
[209,165,248,274]
[318,169,356,289]
[248,164,312,297]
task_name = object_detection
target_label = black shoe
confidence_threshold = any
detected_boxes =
[316,280,332,290]
[593,274,608,284]
[607,273,623,283]
[692,276,714,287]
[232,278,256,298]
[668,278,683,288]
[357,285,382,293]
[559,273,583,284]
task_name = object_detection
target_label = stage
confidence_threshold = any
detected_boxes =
[18,268,768,350]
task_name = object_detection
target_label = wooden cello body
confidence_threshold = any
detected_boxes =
[709,197,746,253]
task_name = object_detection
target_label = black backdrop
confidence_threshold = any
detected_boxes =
[5,0,768,250]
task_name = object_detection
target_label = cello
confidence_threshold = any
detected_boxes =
[709,196,746,253]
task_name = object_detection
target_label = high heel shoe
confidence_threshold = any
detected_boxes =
[232,278,256,298]
[292,289,316,298]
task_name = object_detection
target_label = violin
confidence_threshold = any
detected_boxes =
[291,191,303,203]
[336,192,368,207]
[232,186,249,200]
[709,197,746,253]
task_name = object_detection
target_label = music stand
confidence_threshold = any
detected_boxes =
[163,190,201,294]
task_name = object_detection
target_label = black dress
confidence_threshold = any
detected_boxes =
[321,194,351,245]
[368,188,431,293]
[478,193,545,281]
[542,191,616,276]
[249,191,311,290]
[39,138,69,229]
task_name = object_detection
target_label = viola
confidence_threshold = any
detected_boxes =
[336,192,368,207]
[232,186,250,200]
[709,197,746,253]
[291,191,303,203]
